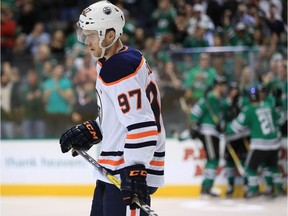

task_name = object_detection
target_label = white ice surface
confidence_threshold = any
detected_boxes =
[1,196,287,216]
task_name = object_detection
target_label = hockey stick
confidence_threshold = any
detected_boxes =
[178,96,192,141]
[178,97,203,159]
[179,97,190,117]
[226,142,245,176]
[205,99,246,176]
[74,149,159,216]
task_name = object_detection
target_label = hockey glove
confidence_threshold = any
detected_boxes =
[216,120,226,133]
[120,164,148,210]
[190,124,200,139]
[60,120,102,156]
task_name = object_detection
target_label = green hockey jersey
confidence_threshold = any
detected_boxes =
[223,96,250,141]
[226,101,284,150]
[184,66,216,100]
[191,91,228,137]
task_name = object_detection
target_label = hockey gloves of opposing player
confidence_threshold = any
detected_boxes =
[216,120,226,133]
[190,124,200,139]
[120,164,148,210]
[60,120,102,156]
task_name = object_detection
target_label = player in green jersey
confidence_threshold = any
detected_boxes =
[190,75,228,196]
[261,71,287,194]
[226,87,285,198]
[223,82,250,196]
[276,62,288,193]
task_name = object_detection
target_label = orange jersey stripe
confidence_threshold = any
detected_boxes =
[98,57,145,86]
[131,209,136,216]
[126,130,158,139]
[150,160,165,166]
[98,158,125,166]
[118,45,129,53]
[97,61,103,67]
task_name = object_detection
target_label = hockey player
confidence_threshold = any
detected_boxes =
[260,82,287,194]
[190,75,228,196]
[223,82,249,196]
[59,1,166,216]
[276,63,288,192]
[226,87,284,198]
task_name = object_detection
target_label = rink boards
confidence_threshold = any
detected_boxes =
[0,139,228,197]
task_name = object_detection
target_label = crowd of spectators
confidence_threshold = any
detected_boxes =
[1,0,287,138]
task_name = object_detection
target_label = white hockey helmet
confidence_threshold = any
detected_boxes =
[77,1,125,57]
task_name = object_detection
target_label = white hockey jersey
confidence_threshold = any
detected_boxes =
[94,46,166,187]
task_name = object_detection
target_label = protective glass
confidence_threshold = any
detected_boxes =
[76,25,99,44]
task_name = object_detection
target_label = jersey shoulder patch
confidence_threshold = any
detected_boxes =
[99,46,143,85]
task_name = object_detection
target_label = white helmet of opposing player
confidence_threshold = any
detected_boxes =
[77,1,125,58]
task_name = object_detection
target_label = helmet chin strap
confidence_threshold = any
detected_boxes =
[98,35,119,59]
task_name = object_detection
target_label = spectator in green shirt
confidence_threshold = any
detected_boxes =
[21,70,46,138]
[151,0,177,43]
[183,21,210,48]
[184,53,217,104]
[223,8,254,47]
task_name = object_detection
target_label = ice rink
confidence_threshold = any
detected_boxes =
[1,196,287,216]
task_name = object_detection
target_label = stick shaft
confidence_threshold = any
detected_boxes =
[75,149,158,216]
[226,142,245,176]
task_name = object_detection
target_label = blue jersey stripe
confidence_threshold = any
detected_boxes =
[127,121,156,131]
[107,168,164,176]
[100,151,124,156]
[124,141,157,149]
[153,151,165,157]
